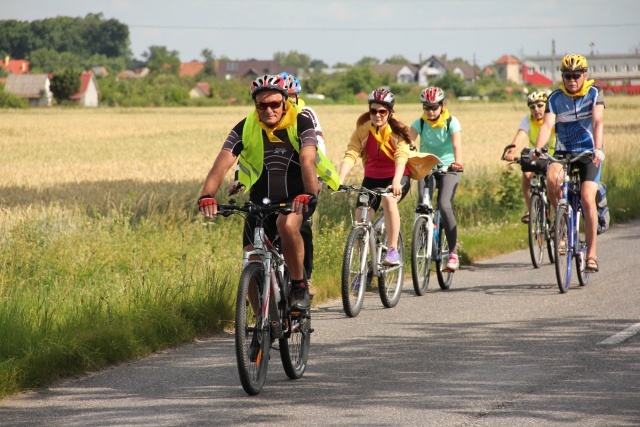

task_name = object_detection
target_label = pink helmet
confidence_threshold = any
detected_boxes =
[368,88,395,109]
[250,74,289,100]
[420,87,445,104]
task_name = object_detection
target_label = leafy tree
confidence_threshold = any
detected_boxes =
[309,59,328,70]
[143,45,180,74]
[355,56,380,67]
[199,48,216,78]
[302,71,330,94]
[333,62,351,68]
[0,20,32,59]
[273,50,310,68]
[384,55,411,65]
[50,68,81,102]
[430,71,466,98]
[344,66,381,94]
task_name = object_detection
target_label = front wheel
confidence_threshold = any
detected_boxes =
[576,209,590,287]
[341,227,368,317]
[235,262,270,395]
[436,223,453,290]
[554,206,572,293]
[378,230,404,308]
[528,193,545,268]
[411,216,433,296]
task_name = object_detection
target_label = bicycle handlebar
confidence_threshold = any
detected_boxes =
[538,150,594,164]
[216,201,292,218]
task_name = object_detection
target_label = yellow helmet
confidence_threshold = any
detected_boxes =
[560,54,588,71]
[527,91,548,105]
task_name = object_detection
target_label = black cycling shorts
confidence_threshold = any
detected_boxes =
[356,175,411,212]
[554,151,601,184]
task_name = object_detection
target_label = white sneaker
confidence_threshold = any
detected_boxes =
[445,253,459,271]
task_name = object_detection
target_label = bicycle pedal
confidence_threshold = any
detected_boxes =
[309,328,315,333]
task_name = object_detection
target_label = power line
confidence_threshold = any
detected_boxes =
[129,23,639,32]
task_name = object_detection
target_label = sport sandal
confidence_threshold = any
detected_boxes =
[585,257,599,273]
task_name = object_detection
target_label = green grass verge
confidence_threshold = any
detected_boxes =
[1,159,639,398]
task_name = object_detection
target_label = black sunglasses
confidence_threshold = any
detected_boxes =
[423,104,441,111]
[255,100,283,111]
[529,103,545,109]
[562,72,583,81]
[369,108,389,117]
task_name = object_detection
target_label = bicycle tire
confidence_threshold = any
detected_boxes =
[554,206,572,293]
[235,262,270,395]
[528,193,545,268]
[411,216,433,296]
[279,266,311,379]
[545,197,555,263]
[576,210,590,287]
[378,231,404,308]
[341,226,368,317]
[436,223,453,289]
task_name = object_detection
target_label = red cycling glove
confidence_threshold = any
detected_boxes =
[197,194,217,209]
[293,193,317,206]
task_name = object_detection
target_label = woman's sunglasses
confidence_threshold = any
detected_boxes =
[423,104,441,111]
[369,108,389,117]
[255,100,283,111]
[562,72,583,81]
[529,103,545,109]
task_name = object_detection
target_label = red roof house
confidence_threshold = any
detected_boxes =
[70,71,100,107]
[1,56,30,75]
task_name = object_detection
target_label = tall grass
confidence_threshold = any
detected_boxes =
[1,98,638,397]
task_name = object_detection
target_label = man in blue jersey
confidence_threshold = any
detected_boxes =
[534,54,605,273]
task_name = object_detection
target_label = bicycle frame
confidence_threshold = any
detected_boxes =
[546,150,593,291]
[247,226,286,339]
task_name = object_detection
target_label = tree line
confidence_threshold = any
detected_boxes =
[0,14,524,107]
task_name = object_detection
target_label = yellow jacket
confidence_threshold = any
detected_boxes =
[342,119,410,168]
[342,119,441,180]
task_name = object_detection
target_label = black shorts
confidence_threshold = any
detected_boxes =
[356,176,411,211]
[242,201,316,248]
[554,151,601,183]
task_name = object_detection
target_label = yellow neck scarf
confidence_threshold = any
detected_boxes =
[530,116,543,127]
[369,123,392,146]
[423,108,451,128]
[254,103,297,143]
[560,79,594,98]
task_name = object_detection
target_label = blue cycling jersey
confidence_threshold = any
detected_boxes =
[546,86,605,153]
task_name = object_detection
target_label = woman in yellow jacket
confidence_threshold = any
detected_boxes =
[338,88,413,266]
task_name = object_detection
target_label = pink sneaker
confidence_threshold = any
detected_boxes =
[445,253,459,271]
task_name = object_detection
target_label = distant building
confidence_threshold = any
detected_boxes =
[0,56,30,75]
[180,61,206,77]
[189,82,211,98]
[417,55,477,86]
[70,71,100,107]
[493,55,522,85]
[372,64,418,84]
[217,60,295,80]
[524,53,640,87]
[4,74,52,107]
[115,67,149,80]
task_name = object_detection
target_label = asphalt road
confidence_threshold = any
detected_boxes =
[2,222,639,426]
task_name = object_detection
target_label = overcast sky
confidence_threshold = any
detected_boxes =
[3,0,639,68]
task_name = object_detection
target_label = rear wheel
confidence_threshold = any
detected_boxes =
[235,263,269,395]
[576,210,590,287]
[528,193,545,268]
[411,216,433,296]
[379,230,404,308]
[436,223,453,290]
[341,227,368,317]
[554,206,572,293]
